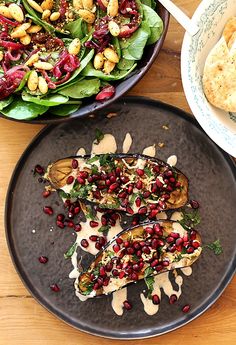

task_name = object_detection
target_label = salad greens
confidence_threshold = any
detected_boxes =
[0,0,164,120]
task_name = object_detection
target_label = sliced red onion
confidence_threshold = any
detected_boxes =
[0,14,18,27]
[0,39,25,50]
[95,85,115,101]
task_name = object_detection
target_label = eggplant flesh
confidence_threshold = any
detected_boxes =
[77,220,202,297]
[45,154,188,213]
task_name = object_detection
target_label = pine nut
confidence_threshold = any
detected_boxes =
[28,70,39,91]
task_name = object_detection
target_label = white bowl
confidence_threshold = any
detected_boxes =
[181,0,236,157]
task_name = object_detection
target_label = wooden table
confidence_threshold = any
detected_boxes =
[0,1,235,344]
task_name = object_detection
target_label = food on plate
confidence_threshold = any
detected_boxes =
[203,17,236,112]
[45,153,188,216]
[77,220,202,296]
[0,0,164,119]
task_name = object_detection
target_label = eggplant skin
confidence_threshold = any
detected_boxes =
[76,220,202,297]
[46,153,189,214]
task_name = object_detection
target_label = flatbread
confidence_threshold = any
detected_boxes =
[223,17,236,44]
[203,36,236,112]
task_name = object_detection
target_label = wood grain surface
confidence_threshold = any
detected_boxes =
[0,1,235,344]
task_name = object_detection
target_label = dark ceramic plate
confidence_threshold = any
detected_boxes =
[0,5,169,125]
[5,97,236,339]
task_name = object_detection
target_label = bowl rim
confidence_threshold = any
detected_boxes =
[181,0,236,157]
[0,4,170,125]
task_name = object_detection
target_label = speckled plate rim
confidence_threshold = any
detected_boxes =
[4,97,236,339]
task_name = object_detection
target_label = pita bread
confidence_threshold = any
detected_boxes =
[223,17,236,44]
[203,36,236,112]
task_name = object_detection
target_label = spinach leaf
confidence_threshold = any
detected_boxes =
[141,0,156,9]
[117,58,135,70]
[22,93,69,106]
[59,78,100,99]
[0,96,14,111]
[64,17,88,39]
[81,62,137,80]
[142,4,163,45]
[1,99,48,119]
[49,104,81,116]
[112,37,121,58]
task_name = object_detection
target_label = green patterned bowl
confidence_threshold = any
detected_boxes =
[181,0,236,156]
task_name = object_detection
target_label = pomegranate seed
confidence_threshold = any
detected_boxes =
[93,283,100,290]
[43,206,53,215]
[136,250,142,257]
[123,300,132,310]
[156,264,163,271]
[143,191,151,198]
[35,164,44,175]
[148,209,158,218]
[151,238,158,249]
[105,179,111,186]
[56,220,65,229]
[182,304,191,313]
[66,176,74,184]
[151,259,159,267]
[106,262,113,272]
[152,294,160,305]
[113,244,120,253]
[151,184,158,193]
[135,197,141,207]
[127,185,133,194]
[110,175,116,183]
[169,245,177,253]
[118,191,127,199]
[95,242,102,250]
[90,273,95,281]
[119,271,125,279]
[190,200,199,209]
[109,183,119,191]
[153,165,160,173]
[192,241,200,248]
[133,242,140,250]
[126,206,134,214]
[127,247,135,255]
[139,261,144,269]
[169,294,177,304]
[64,199,71,208]
[131,272,138,280]
[116,167,121,176]
[142,246,150,254]
[74,206,80,214]
[158,200,166,209]
[167,236,174,243]
[138,206,147,215]
[136,180,143,189]
[120,176,129,183]
[170,232,180,239]
[103,277,110,286]
[136,169,144,176]
[67,220,75,228]
[80,171,88,179]
[88,176,93,183]
[99,237,106,246]
[50,284,60,292]
[156,179,163,188]
[175,238,183,246]
[169,177,176,183]
[93,190,101,199]
[133,264,140,271]
[81,239,89,248]
[145,226,154,235]
[112,269,119,276]
[89,235,99,241]
[77,177,85,184]
[99,266,106,276]
[115,237,123,245]
[42,190,51,198]
[190,230,197,240]
[75,224,82,232]
[38,256,48,264]
[175,182,181,187]
[90,221,99,228]
[153,224,163,236]
[57,214,64,222]
[162,193,170,200]
[72,159,78,169]
[162,260,169,267]
[187,246,194,253]
[132,215,139,225]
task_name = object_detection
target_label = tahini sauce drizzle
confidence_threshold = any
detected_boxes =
[122,133,132,153]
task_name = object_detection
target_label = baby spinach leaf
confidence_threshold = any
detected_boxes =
[141,0,156,9]
[64,17,88,39]
[81,62,137,80]
[59,78,100,99]
[112,37,121,58]
[22,93,69,106]
[49,104,81,116]
[1,99,48,119]
[117,58,135,70]
[0,96,14,111]
[142,4,163,45]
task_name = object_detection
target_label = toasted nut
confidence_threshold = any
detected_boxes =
[103,60,116,74]
[27,25,42,33]
[20,34,31,45]
[42,9,51,20]
[25,53,39,66]
[108,20,120,36]
[101,0,108,7]
[28,70,38,91]
[9,4,24,22]
[82,0,94,10]
[41,0,54,11]
[73,0,83,10]
[20,23,32,31]
[94,52,104,70]
[78,9,95,23]
[0,51,4,62]
[26,0,43,13]
[11,27,27,39]
[107,0,118,17]
[0,5,13,19]
[68,38,81,55]
[50,12,60,21]
[38,76,48,94]
[34,61,54,70]
[104,47,119,63]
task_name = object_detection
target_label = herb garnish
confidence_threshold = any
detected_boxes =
[87,155,99,164]
[144,166,153,178]
[98,225,110,236]
[205,239,223,255]
[144,267,155,299]
[178,209,201,230]
[59,190,70,199]
[85,205,96,220]
[64,242,77,259]
[173,254,183,262]
[91,164,99,174]
[70,185,92,199]
[94,128,104,144]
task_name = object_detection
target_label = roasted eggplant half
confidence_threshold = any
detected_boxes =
[77,220,202,297]
[45,154,188,216]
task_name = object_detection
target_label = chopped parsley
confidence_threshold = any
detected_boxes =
[144,167,153,178]
[178,209,201,230]
[58,190,70,199]
[87,155,99,164]
[85,205,96,220]
[70,185,92,199]
[173,254,183,262]
[64,242,77,259]
[98,225,110,236]
[91,164,99,174]
[205,239,223,255]
[94,128,104,144]
[144,267,155,299]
